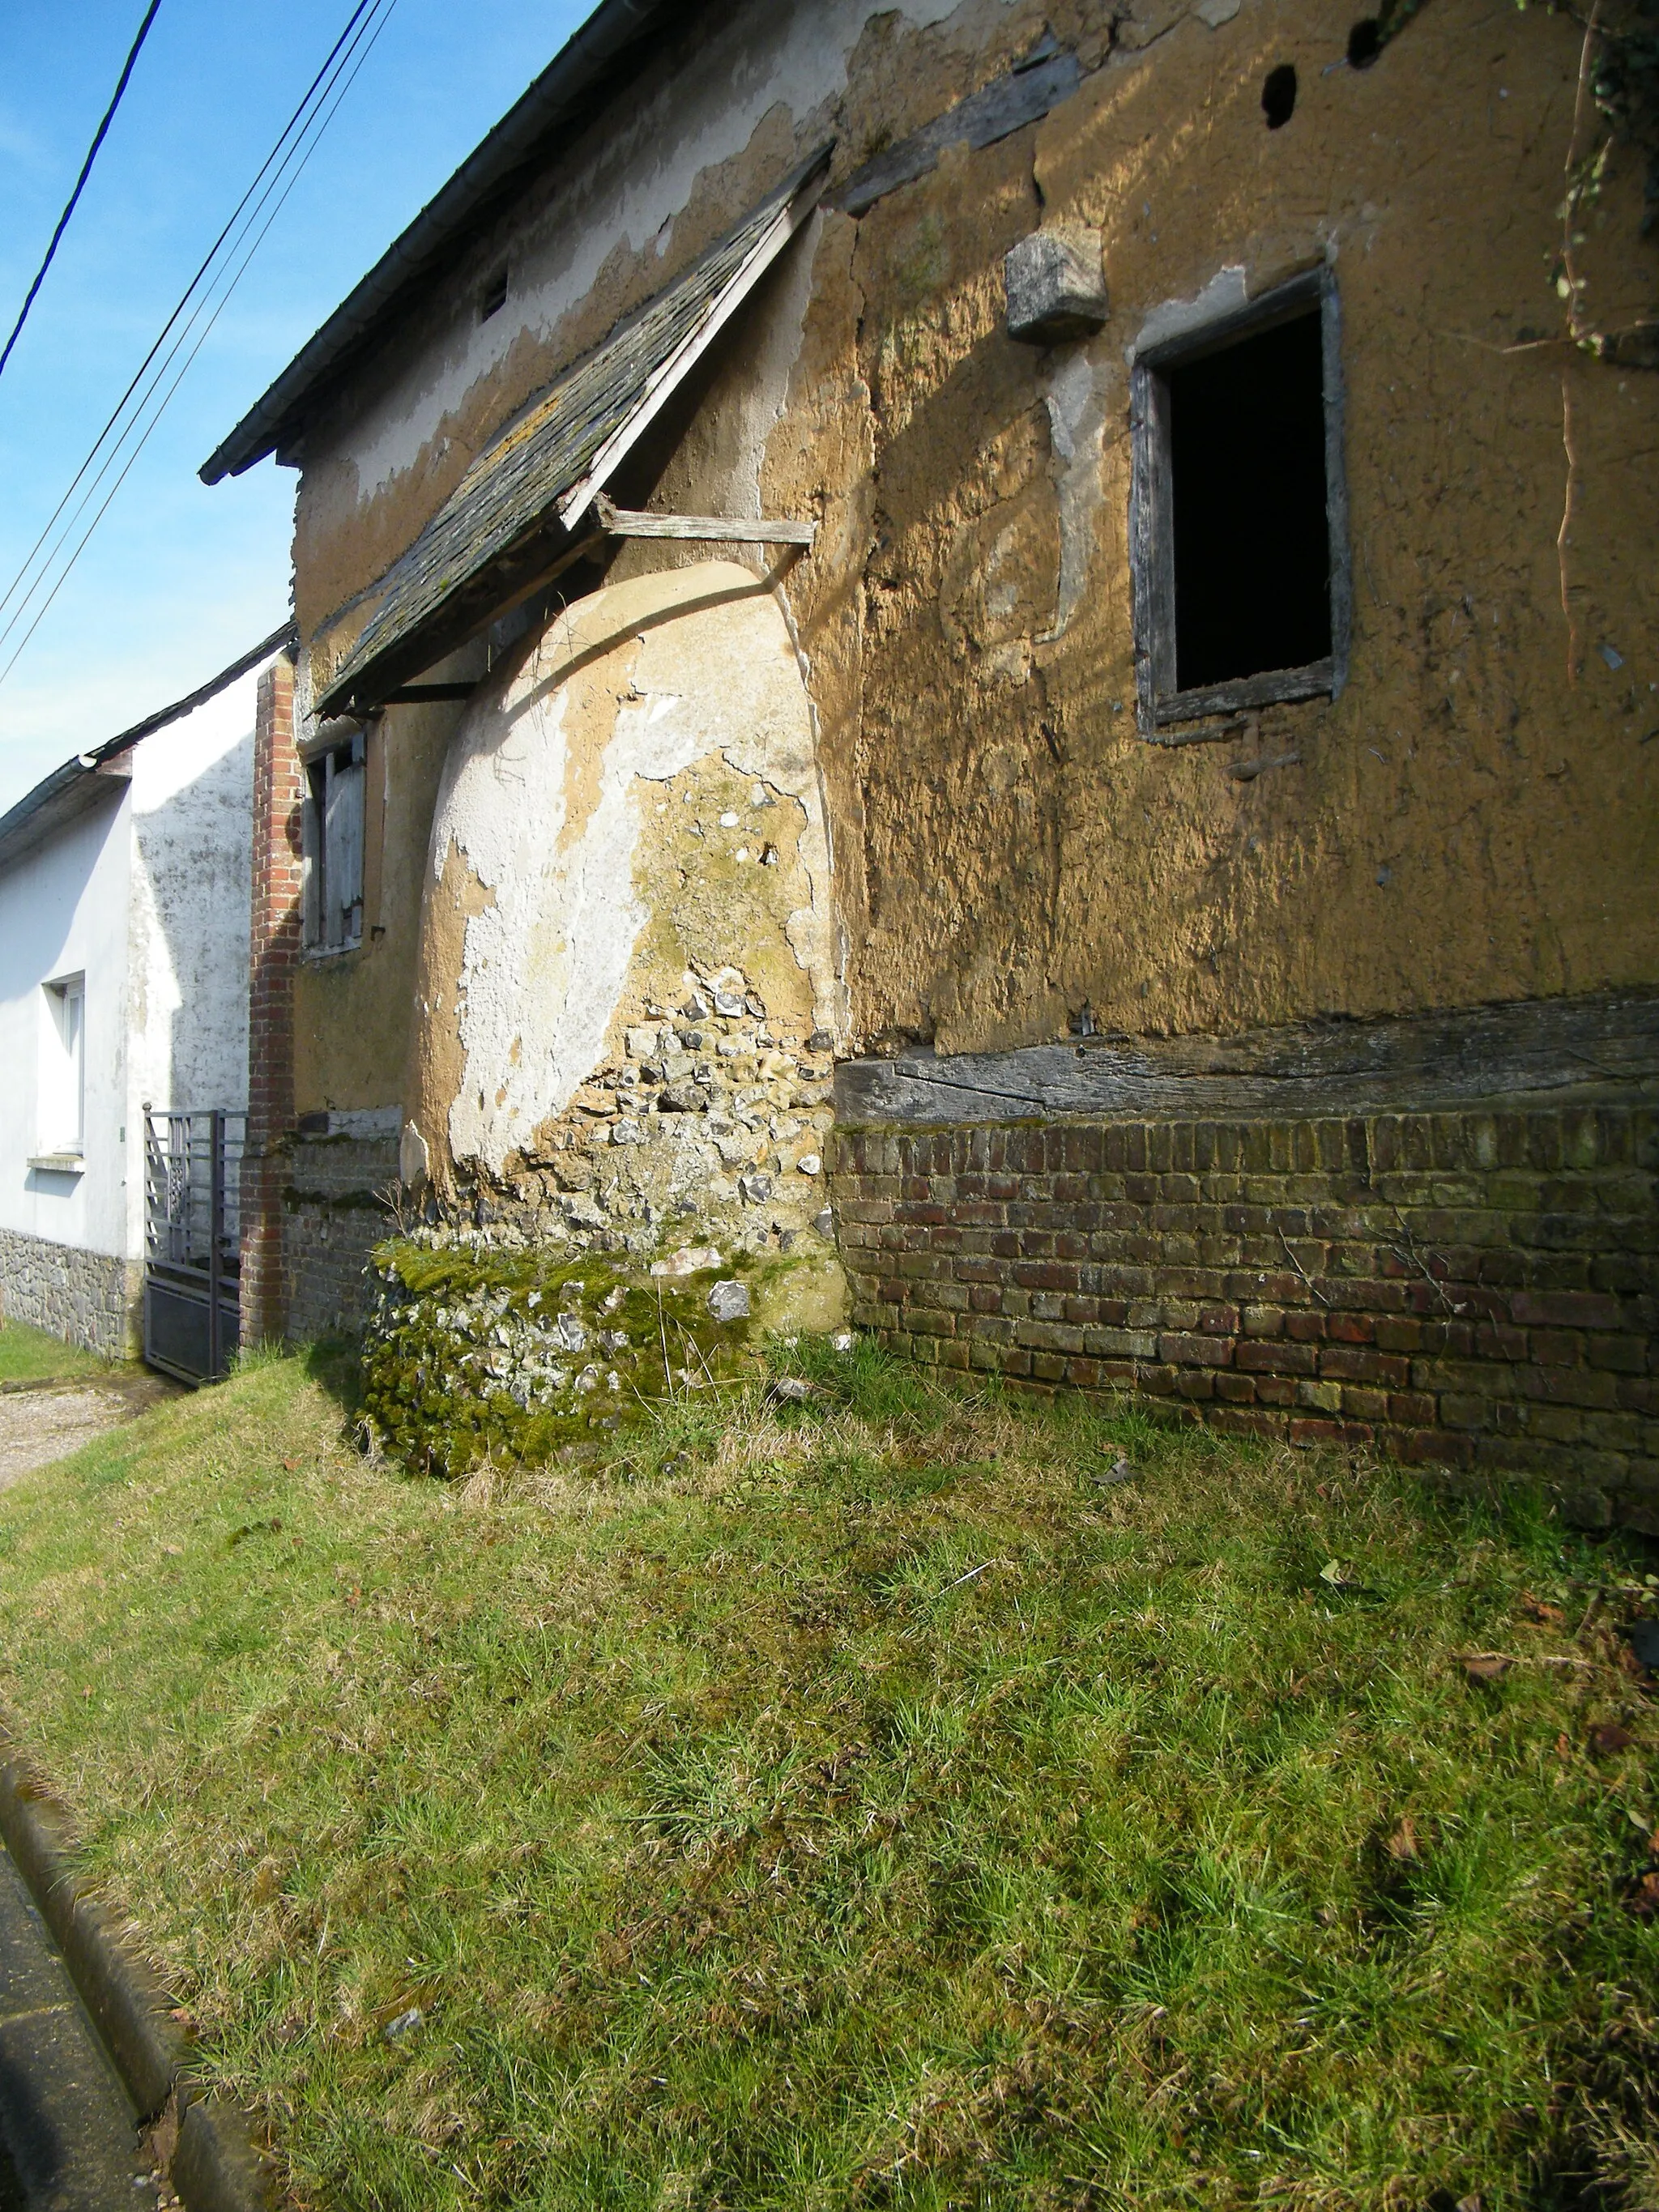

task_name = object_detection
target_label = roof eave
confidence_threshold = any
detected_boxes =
[198,0,686,486]
[0,755,129,875]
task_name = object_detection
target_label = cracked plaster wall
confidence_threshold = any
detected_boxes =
[288,0,1658,1155]
[404,561,841,1262]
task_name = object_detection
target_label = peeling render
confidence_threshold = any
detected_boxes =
[272,0,1658,1302]
[403,562,839,1268]
[314,0,1010,528]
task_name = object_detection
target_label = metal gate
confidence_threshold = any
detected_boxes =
[143,1110,245,1383]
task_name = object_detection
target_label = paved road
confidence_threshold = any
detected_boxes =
[0,1840,162,2210]
[0,1375,177,1496]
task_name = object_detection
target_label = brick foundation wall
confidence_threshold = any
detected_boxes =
[241,655,301,1345]
[828,1102,1659,1532]
[0,1229,141,1357]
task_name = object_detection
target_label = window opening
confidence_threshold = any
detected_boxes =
[480,266,508,322]
[1130,270,1348,731]
[1169,311,1330,689]
[1262,63,1297,126]
[41,974,85,1154]
[304,730,365,953]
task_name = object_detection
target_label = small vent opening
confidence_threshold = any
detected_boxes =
[1262,63,1298,127]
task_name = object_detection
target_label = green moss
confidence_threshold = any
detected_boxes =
[360,1237,761,1478]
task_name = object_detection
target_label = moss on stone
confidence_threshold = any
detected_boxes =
[360,1233,765,1478]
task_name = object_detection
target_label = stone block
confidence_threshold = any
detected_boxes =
[1004,225,1108,343]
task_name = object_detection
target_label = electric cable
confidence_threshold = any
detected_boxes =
[0,0,386,669]
[0,0,378,638]
[0,0,401,692]
[0,0,163,390]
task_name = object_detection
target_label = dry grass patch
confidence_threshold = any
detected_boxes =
[0,1339,1654,2212]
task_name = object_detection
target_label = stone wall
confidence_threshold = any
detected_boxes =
[0,1228,140,1357]
[284,1127,401,1343]
[829,1102,1659,1532]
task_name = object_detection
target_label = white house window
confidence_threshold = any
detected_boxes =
[40,974,85,1157]
[303,728,365,953]
[1130,269,1350,731]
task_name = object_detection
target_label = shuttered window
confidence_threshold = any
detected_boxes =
[304,731,365,953]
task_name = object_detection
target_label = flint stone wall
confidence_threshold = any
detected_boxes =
[284,1129,400,1342]
[0,1229,140,1357]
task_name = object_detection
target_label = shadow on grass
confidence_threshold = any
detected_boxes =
[301,1334,364,1421]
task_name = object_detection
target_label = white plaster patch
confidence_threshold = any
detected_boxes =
[429,562,834,1179]
[1128,263,1248,360]
[1040,347,1110,642]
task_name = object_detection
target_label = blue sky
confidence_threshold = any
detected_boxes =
[0,0,597,814]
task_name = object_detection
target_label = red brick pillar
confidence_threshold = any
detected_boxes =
[241,652,301,1345]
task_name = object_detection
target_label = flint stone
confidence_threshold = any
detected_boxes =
[1004,224,1108,343]
[714,991,744,1016]
[652,1246,723,1277]
[739,1172,774,1204]
[556,1312,588,1352]
[708,1279,751,1323]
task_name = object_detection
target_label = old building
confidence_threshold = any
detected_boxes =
[206,0,1657,1518]
[0,636,283,1355]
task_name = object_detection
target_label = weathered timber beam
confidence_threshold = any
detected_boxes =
[595,493,815,547]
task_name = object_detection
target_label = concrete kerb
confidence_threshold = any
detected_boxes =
[0,1723,279,2211]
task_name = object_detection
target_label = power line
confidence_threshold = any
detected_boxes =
[0,0,402,691]
[0,0,378,641]
[0,0,398,692]
[0,0,164,390]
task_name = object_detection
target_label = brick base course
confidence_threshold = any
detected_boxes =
[827,1102,1659,1532]
[0,1230,141,1357]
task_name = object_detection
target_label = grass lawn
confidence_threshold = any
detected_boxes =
[0,1343,1654,2211]
[0,1317,111,1384]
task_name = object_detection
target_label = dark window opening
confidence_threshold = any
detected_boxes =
[1262,63,1298,126]
[1347,18,1382,66]
[480,266,508,322]
[1166,309,1331,692]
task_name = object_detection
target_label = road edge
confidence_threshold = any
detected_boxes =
[0,1724,279,2212]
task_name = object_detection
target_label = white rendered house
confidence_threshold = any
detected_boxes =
[0,634,287,1355]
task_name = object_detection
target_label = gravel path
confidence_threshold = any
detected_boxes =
[0,1376,177,1493]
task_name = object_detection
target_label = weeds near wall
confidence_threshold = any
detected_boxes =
[1367,0,1659,364]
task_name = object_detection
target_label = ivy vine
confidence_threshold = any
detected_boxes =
[1354,0,1659,365]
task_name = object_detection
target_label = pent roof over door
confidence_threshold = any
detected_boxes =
[313,144,831,719]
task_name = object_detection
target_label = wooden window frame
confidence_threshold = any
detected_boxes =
[1129,267,1350,737]
[301,726,366,957]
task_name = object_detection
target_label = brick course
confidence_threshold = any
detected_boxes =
[240,655,301,1345]
[828,1104,1659,1532]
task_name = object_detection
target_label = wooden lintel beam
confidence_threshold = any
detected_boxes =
[595,493,815,548]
